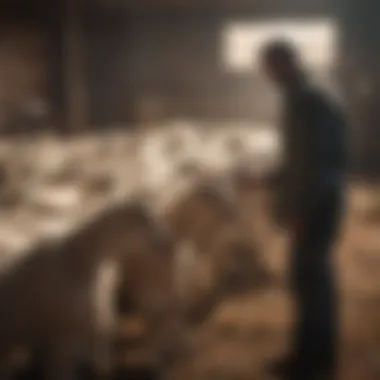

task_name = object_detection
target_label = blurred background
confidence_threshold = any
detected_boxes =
[0,0,380,379]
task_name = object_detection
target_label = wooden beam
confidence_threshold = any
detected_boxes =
[63,0,87,132]
[97,0,332,14]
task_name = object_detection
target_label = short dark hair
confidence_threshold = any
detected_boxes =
[261,39,298,63]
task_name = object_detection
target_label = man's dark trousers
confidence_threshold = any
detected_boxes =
[289,185,344,378]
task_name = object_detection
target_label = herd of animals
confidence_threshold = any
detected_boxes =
[0,153,278,380]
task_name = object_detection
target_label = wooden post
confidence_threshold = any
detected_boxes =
[337,0,380,177]
[63,0,87,132]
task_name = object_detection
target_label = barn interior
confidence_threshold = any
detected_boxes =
[0,0,379,172]
[0,0,380,379]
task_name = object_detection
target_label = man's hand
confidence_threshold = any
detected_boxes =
[292,218,304,238]
[265,167,284,192]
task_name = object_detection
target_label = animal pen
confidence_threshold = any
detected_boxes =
[0,1,379,380]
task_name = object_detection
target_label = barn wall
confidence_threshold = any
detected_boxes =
[123,14,221,122]
[121,13,283,123]
[0,0,335,130]
[83,0,334,125]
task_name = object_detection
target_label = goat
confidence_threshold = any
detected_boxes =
[0,201,160,380]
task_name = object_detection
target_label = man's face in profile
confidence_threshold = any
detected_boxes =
[260,41,297,87]
[261,56,291,87]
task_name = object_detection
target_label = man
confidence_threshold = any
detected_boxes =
[260,40,347,380]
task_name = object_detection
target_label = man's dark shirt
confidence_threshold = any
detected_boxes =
[277,77,347,222]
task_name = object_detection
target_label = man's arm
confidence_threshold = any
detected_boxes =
[293,90,328,214]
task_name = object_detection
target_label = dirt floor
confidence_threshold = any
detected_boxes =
[162,192,380,380]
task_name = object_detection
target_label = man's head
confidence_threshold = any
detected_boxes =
[260,39,301,87]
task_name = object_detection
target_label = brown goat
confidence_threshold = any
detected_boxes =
[116,229,191,372]
[163,180,272,324]
[0,201,160,380]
